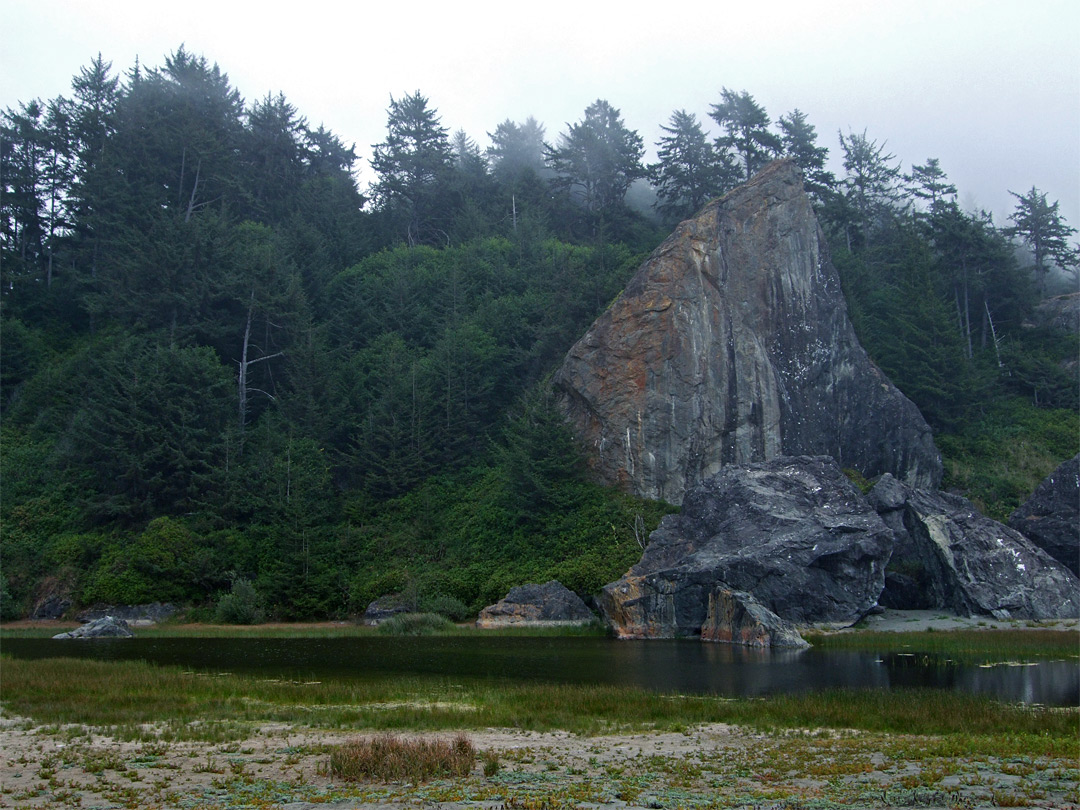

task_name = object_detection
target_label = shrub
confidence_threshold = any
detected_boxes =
[419,594,470,622]
[376,612,454,636]
[329,733,474,782]
[214,579,264,625]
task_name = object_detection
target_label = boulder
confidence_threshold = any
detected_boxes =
[53,616,133,639]
[76,602,178,626]
[700,588,809,648]
[477,581,596,628]
[361,594,414,626]
[1008,454,1079,576]
[597,456,894,637]
[870,475,1080,619]
[553,159,941,506]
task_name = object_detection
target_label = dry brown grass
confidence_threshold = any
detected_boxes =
[328,732,475,782]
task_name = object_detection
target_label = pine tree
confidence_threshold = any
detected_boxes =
[778,108,834,204]
[369,91,454,246]
[649,109,735,222]
[1006,187,1079,294]
[708,88,781,182]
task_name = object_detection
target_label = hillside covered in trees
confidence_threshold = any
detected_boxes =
[2,49,1077,621]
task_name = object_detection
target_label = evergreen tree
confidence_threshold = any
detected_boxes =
[369,91,454,246]
[545,99,646,217]
[708,88,781,182]
[778,108,834,203]
[837,128,904,249]
[486,116,547,182]
[1006,187,1079,294]
[649,109,735,222]
[906,157,957,212]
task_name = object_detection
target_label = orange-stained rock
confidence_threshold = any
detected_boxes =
[553,160,941,505]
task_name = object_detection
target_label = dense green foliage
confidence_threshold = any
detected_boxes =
[2,48,1076,620]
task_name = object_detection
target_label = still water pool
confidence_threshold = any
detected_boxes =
[3,636,1077,706]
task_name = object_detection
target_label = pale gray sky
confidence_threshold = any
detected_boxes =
[3,0,1078,229]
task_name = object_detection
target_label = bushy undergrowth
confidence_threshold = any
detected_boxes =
[376,612,457,635]
[328,732,475,781]
[213,579,264,625]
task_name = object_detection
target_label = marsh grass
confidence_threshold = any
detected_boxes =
[328,732,475,781]
[377,613,457,635]
[0,620,609,639]
[1,655,1076,759]
[803,628,1079,661]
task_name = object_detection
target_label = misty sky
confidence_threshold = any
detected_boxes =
[3,0,1078,231]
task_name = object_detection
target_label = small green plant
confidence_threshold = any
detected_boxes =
[482,749,501,777]
[213,579,264,625]
[329,733,474,781]
[376,612,455,636]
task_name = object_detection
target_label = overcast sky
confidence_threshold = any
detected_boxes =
[4,0,1078,230]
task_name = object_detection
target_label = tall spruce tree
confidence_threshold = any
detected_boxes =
[650,109,735,222]
[709,88,781,182]
[1006,187,1079,294]
[369,91,454,247]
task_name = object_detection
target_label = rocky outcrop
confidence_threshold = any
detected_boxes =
[361,594,414,626]
[597,456,894,637]
[1031,292,1080,333]
[871,475,1080,620]
[477,581,596,628]
[76,602,178,626]
[553,160,941,505]
[53,616,133,639]
[700,588,809,648]
[1008,455,1080,576]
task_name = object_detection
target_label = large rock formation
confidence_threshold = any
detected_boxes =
[597,456,894,637]
[871,474,1080,620]
[553,160,941,505]
[477,581,596,628]
[1008,455,1080,576]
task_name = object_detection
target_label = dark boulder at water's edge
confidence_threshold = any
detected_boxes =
[597,456,893,637]
[477,580,596,627]
[871,475,1080,620]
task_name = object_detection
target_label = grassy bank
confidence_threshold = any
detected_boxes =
[804,628,1080,661]
[1,655,1076,759]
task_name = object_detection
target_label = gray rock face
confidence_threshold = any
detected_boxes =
[1008,455,1080,576]
[700,588,810,648]
[871,475,1080,620]
[53,616,133,639]
[361,594,413,626]
[1031,292,1080,333]
[76,602,178,626]
[553,160,941,505]
[477,581,596,627]
[597,456,894,636]
[30,594,71,620]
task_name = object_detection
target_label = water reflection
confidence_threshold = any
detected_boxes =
[3,637,1077,706]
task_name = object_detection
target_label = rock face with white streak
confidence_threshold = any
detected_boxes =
[552,160,941,506]
[1008,454,1080,576]
[871,475,1080,620]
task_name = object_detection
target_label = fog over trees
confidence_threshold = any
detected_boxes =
[2,48,1076,620]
